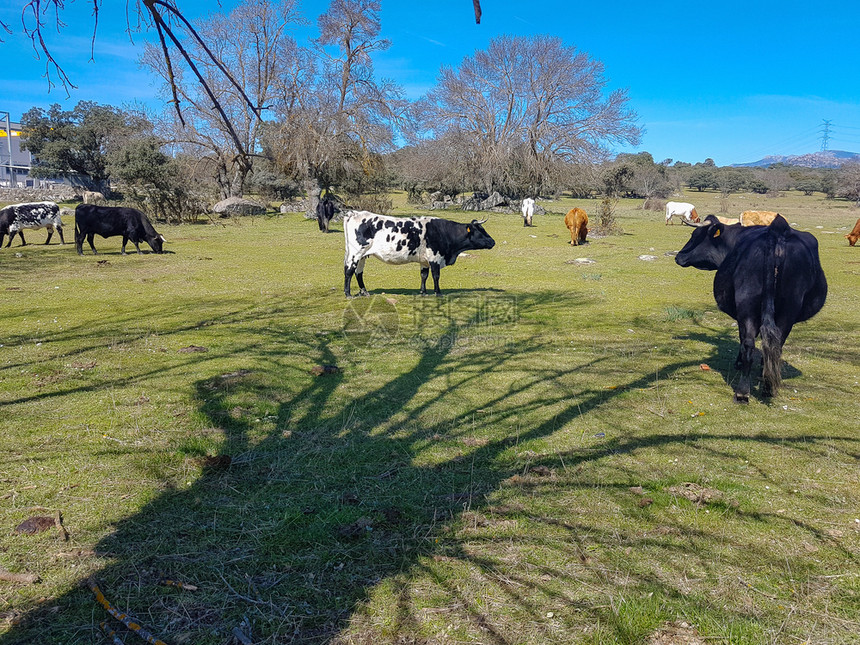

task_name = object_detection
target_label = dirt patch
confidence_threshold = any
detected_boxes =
[648,621,705,645]
[665,482,722,505]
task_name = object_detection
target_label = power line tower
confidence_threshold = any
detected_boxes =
[820,119,832,151]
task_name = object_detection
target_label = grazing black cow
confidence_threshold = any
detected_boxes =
[74,204,165,255]
[343,210,495,297]
[317,198,336,233]
[0,201,65,247]
[675,214,827,403]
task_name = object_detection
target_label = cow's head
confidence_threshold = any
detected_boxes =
[466,218,495,250]
[148,234,166,254]
[675,215,730,270]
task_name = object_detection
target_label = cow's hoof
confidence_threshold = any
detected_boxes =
[733,393,749,405]
[358,289,369,297]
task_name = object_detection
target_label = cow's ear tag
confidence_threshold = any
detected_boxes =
[713,229,721,238]
[467,226,471,233]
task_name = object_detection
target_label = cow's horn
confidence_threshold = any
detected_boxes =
[682,218,705,227]
[473,216,489,225]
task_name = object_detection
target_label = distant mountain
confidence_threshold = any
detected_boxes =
[734,150,860,169]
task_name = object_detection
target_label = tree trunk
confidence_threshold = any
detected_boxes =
[305,177,321,219]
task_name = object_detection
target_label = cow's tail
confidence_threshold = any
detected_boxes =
[760,223,787,396]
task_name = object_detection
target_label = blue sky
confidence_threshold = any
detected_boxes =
[3,0,860,166]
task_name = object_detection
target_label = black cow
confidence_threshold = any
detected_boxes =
[317,198,336,233]
[0,201,65,247]
[74,204,165,255]
[675,214,827,403]
[343,210,495,297]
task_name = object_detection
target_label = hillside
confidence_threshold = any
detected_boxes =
[734,149,860,168]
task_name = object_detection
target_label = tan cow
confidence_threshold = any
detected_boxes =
[82,191,106,205]
[564,208,588,246]
[740,210,778,226]
[845,218,860,246]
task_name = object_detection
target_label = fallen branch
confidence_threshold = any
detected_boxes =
[100,621,125,645]
[54,510,69,541]
[232,626,253,645]
[87,578,167,645]
[159,578,199,591]
[0,569,40,585]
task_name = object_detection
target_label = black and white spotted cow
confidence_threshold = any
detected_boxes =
[343,211,495,297]
[0,201,65,248]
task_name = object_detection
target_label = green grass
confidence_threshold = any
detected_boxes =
[0,191,858,644]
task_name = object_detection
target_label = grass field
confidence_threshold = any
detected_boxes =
[0,191,858,644]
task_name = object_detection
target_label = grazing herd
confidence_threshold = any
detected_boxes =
[0,200,165,255]
[1,194,854,402]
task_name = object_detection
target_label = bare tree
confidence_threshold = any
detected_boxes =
[141,0,301,198]
[416,35,641,196]
[263,0,405,214]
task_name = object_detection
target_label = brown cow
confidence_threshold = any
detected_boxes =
[740,210,778,226]
[564,208,588,246]
[845,218,860,246]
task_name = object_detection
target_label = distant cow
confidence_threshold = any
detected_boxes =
[74,204,165,255]
[82,191,106,205]
[343,211,495,297]
[845,218,860,246]
[0,201,65,247]
[317,198,336,233]
[521,198,536,227]
[740,210,779,226]
[564,208,588,246]
[676,215,827,403]
[665,201,700,225]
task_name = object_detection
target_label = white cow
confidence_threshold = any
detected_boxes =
[521,197,535,227]
[665,201,700,225]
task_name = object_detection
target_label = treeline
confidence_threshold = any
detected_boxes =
[16,1,860,220]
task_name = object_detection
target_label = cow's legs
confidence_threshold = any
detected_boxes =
[87,233,98,254]
[733,319,758,404]
[44,227,54,244]
[57,226,65,245]
[121,237,128,255]
[419,266,429,295]
[430,262,442,296]
[344,256,368,297]
[17,231,26,246]
[344,264,354,297]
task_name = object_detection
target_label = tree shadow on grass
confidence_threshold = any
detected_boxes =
[1,293,857,644]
